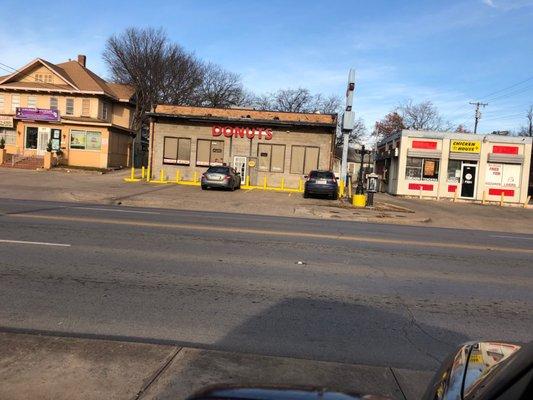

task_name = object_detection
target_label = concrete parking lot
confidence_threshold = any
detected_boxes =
[0,167,532,233]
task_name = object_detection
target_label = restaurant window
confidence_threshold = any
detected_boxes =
[163,137,191,165]
[258,144,286,172]
[447,160,462,183]
[66,98,74,115]
[405,157,439,180]
[70,130,102,151]
[0,128,16,145]
[290,145,319,174]
[82,99,90,117]
[28,95,37,108]
[50,97,58,110]
[11,94,20,112]
[196,139,224,166]
[25,127,38,149]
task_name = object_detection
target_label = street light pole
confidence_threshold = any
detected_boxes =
[340,69,356,195]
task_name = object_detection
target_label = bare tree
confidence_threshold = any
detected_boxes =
[455,124,471,133]
[194,63,246,108]
[396,100,450,131]
[103,27,203,132]
[252,88,341,114]
[527,105,533,137]
[373,112,405,139]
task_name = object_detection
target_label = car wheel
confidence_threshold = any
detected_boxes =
[332,192,338,200]
[201,185,207,190]
[303,190,309,198]
[230,181,236,191]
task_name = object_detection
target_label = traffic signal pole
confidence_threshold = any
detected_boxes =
[340,69,356,196]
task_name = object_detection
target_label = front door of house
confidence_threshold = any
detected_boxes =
[233,156,247,185]
[461,164,477,198]
[37,128,51,156]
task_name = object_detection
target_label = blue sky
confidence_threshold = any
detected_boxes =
[1,0,532,134]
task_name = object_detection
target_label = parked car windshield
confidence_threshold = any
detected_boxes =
[207,167,230,174]
[310,171,334,179]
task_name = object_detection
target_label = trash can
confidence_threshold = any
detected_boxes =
[352,194,366,207]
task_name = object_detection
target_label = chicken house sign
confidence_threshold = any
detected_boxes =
[212,126,273,140]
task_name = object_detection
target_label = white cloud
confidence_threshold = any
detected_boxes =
[483,0,496,8]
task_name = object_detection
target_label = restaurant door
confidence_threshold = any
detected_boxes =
[461,164,477,198]
[37,128,51,156]
[233,156,247,185]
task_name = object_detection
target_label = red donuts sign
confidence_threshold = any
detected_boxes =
[212,126,273,140]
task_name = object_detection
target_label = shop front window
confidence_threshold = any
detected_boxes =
[0,128,16,145]
[163,136,191,165]
[25,127,38,149]
[196,139,224,166]
[405,157,439,180]
[447,160,462,183]
[70,130,101,151]
[258,143,285,172]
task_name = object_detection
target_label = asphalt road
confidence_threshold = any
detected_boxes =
[0,197,532,371]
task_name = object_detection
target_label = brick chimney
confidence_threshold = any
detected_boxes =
[77,54,86,67]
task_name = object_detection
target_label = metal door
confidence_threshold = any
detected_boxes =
[460,164,477,198]
[233,156,247,185]
[37,128,50,156]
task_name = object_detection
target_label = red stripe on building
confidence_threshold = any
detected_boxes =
[492,145,518,154]
[448,185,457,193]
[412,140,437,150]
[408,183,434,191]
[488,188,515,197]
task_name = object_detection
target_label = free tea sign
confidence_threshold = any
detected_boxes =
[450,140,480,153]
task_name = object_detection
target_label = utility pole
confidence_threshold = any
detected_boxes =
[341,69,356,196]
[469,102,488,134]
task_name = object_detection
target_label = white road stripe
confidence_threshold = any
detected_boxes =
[0,239,71,247]
[490,235,533,241]
[72,207,160,215]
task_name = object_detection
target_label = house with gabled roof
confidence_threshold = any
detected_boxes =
[0,55,136,169]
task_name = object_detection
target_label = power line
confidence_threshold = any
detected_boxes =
[483,84,533,103]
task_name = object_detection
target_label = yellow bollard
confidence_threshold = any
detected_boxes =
[298,178,303,192]
[176,170,180,183]
[482,190,487,205]
[246,175,250,187]
[453,187,458,202]
[500,192,504,207]
[263,176,267,189]
[193,171,198,183]
[146,167,151,182]
[141,166,145,179]
[160,169,165,182]
[352,194,366,207]
[281,177,285,190]
[130,167,135,180]
[339,179,345,197]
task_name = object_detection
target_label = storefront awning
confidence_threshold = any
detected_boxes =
[407,150,442,158]
[487,154,524,164]
[449,152,480,161]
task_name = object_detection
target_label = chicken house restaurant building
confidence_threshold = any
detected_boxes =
[376,130,533,204]
[147,105,337,188]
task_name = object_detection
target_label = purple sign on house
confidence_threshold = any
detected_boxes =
[15,107,60,122]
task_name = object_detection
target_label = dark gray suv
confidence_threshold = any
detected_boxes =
[303,170,338,200]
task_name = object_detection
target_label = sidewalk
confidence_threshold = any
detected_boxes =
[1,168,532,233]
[0,331,434,400]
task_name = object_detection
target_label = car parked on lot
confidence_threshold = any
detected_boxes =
[303,170,338,200]
[201,166,241,191]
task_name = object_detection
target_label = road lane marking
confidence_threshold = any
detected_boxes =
[0,239,71,247]
[490,235,533,241]
[8,213,533,255]
[72,207,160,215]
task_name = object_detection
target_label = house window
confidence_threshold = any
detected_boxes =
[406,157,439,180]
[28,95,37,108]
[11,94,20,112]
[290,145,319,174]
[66,98,74,115]
[25,127,38,149]
[102,102,109,120]
[0,94,4,112]
[70,130,102,151]
[0,128,16,145]
[258,143,286,172]
[163,137,191,165]
[82,99,90,117]
[196,139,224,166]
[50,97,58,110]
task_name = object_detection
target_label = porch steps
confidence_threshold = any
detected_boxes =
[0,154,44,170]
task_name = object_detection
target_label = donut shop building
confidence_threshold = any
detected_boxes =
[376,130,532,204]
[147,105,337,188]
